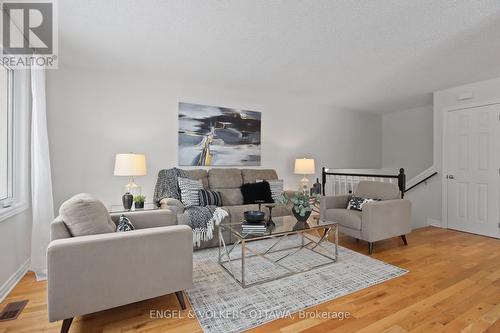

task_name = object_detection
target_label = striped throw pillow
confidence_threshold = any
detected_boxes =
[256,179,284,202]
[178,177,203,207]
[198,189,223,207]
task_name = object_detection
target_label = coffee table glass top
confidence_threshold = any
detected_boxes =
[221,215,337,240]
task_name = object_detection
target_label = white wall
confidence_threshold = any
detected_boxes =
[0,70,32,301]
[382,106,433,179]
[381,105,437,229]
[0,210,32,301]
[46,68,382,210]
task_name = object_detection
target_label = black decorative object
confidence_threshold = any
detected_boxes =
[265,204,275,222]
[240,181,274,204]
[134,201,144,209]
[122,192,133,210]
[292,220,310,231]
[293,207,311,222]
[243,211,265,223]
[311,178,322,195]
[255,200,265,211]
[266,219,276,230]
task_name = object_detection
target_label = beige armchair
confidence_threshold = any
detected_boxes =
[47,209,192,333]
[320,181,411,254]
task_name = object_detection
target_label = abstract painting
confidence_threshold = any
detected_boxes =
[178,102,261,166]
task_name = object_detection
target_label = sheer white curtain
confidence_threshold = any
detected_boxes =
[30,66,54,280]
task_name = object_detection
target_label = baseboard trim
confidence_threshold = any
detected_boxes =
[0,258,30,303]
[427,218,442,228]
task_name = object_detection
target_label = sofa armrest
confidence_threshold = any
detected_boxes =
[361,199,411,242]
[160,198,184,214]
[320,195,350,217]
[110,209,177,229]
[283,190,297,199]
[47,225,193,322]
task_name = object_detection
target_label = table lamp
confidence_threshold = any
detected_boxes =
[114,153,147,209]
[294,158,315,192]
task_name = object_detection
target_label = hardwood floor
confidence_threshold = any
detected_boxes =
[1,226,499,332]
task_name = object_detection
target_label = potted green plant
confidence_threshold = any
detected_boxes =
[133,195,146,209]
[278,191,320,222]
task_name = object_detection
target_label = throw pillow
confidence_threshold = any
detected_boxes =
[256,179,284,202]
[116,214,135,232]
[178,177,204,207]
[240,181,274,204]
[59,193,116,237]
[347,196,380,211]
[198,189,223,207]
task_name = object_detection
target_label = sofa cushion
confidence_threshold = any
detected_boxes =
[208,168,243,189]
[240,181,274,204]
[217,188,244,206]
[242,169,278,184]
[323,208,362,231]
[59,193,116,237]
[184,169,209,189]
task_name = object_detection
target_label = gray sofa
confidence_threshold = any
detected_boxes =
[159,168,292,249]
[320,180,411,254]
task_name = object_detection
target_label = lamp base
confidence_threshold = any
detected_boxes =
[122,177,142,197]
[300,177,310,193]
[122,192,133,210]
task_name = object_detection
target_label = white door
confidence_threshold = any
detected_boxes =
[447,104,500,238]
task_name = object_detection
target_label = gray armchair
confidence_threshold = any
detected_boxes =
[48,208,192,333]
[320,181,411,254]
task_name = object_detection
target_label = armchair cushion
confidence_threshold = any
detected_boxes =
[59,193,115,237]
[323,208,362,230]
[320,195,350,213]
[361,199,411,242]
[355,181,400,200]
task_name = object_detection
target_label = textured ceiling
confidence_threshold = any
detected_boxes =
[58,0,500,113]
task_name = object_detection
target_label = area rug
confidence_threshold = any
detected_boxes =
[186,235,407,333]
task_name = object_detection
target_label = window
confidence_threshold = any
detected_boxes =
[0,63,13,207]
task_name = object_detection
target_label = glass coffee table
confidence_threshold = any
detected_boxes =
[218,215,338,288]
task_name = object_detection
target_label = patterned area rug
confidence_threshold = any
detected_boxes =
[186,235,407,333]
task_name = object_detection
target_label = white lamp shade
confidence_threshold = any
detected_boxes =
[294,158,315,175]
[114,153,147,176]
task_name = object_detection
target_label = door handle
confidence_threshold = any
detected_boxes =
[447,175,455,179]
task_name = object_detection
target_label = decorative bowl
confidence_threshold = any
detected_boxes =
[244,211,265,223]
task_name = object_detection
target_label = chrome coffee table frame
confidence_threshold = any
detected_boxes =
[218,218,338,288]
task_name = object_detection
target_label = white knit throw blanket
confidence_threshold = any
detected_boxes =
[190,207,228,247]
